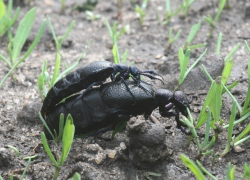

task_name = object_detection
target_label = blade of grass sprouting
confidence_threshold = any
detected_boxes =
[41,132,58,167]
[203,15,215,28]
[221,101,236,157]
[9,6,20,26]
[58,20,75,48]
[201,149,213,156]
[12,8,36,63]
[0,0,6,20]
[202,108,211,149]
[51,52,61,86]
[196,161,217,180]
[59,114,75,166]
[222,83,242,113]
[122,49,128,64]
[54,113,65,143]
[187,108,193,124]
[165,0,171,14]
[20,157,32,180]
[234,134,250,146]
[201,64,213,82]
[0,17,46,89]
[234,121,250,144]
[203,136,216,151]
[72,172,81,180]
[180,154,205,179]
[212,152,219,165]
[168,27,172,43]
[179,49,190,84]
[221,59,233,84]
[186,21,201,45]
[6,0,12,17]
[0,53,11,67]
[196,77,222,128]
[180,115,201,151]
[170,29,182,43]
[47,16,59,49]
[224,43,240,63]
[39,112,55,140]
[186,43,206,50]
[7,145,20,157]
[116,26,126,41]
[215,0,226,22]
[184,48,207,80]
[105,19,113,42]
[222,80,238,94]
[216,33,223,55]
[223,112,250,129]
[112,38,120,64]
[243,57,250,113]
[245,40,250,54]
[178,47,184,70]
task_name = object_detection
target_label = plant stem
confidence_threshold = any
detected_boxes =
[53,166,60,180]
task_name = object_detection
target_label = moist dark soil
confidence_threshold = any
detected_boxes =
[1,0,250,179]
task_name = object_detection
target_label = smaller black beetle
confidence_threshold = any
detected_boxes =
[44,81,190,139]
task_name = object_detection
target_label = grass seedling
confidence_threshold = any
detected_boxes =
[0,8,46,89]
[7,145,20,157]
[0,0,20,37]
[226,163,236,180]
[182,0,196,18]
[135,0,148,25]
[85,10,100,21]
[144,172,162,179]
[224,43,240,63]
[177,47,207,86]
[180,108,215,159]
[112,37,128,64]
[216,33,222,55]
[105,19,129,46]
[183,21,206,51]
[72,172,81,180]
[162,0,182,25]
[38,18,89,100]
[242,164,250,179]
[164,27,181,51]
[180,154,206,179]
[41,114,75,180]
[203,0,226,37]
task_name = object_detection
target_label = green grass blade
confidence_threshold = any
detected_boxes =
[58,20,75,49]
[12,7,36,63]
[234,121,250,144]
[112,38,120,64]
[7,145,20,157]
[54,113,65,143]
[39,112,55,140]
[187,43,206,50]
[0,0,6,20]
[196,161,217,180]
[59,114,75,166]
[202,108,211,149]
[0,53,11,67]
[216,33,223,54]
[184,48,207,81]
[203,15,215,28]
[245,40,250,54]
[165,0,171,15]
[105,19,113,43]
[196,77,222,128]
[47,16,59,49]
[202,64,213,82]
[122,49,128,64]
[243,57,250,113]
[178,49,190,84]
[41,132,58,167]
[51,52,61,86]
[221,101,236,157]
[180,154,205,180]
[221,59,233,84]
[186,21,201,45]
[215,0,226,22]
[20,157,31,180]
[222,80,238,94]
[224,43,240,62]
[72,172,81,180]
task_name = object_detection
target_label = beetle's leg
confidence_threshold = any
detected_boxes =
[71,81,103,108]
[141,70,164,80]
[120,77,137,106]
[130,76,152,95]
[140,73,164,84]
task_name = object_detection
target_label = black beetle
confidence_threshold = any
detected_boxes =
[41,61,163,116]
[44,81,190,139]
